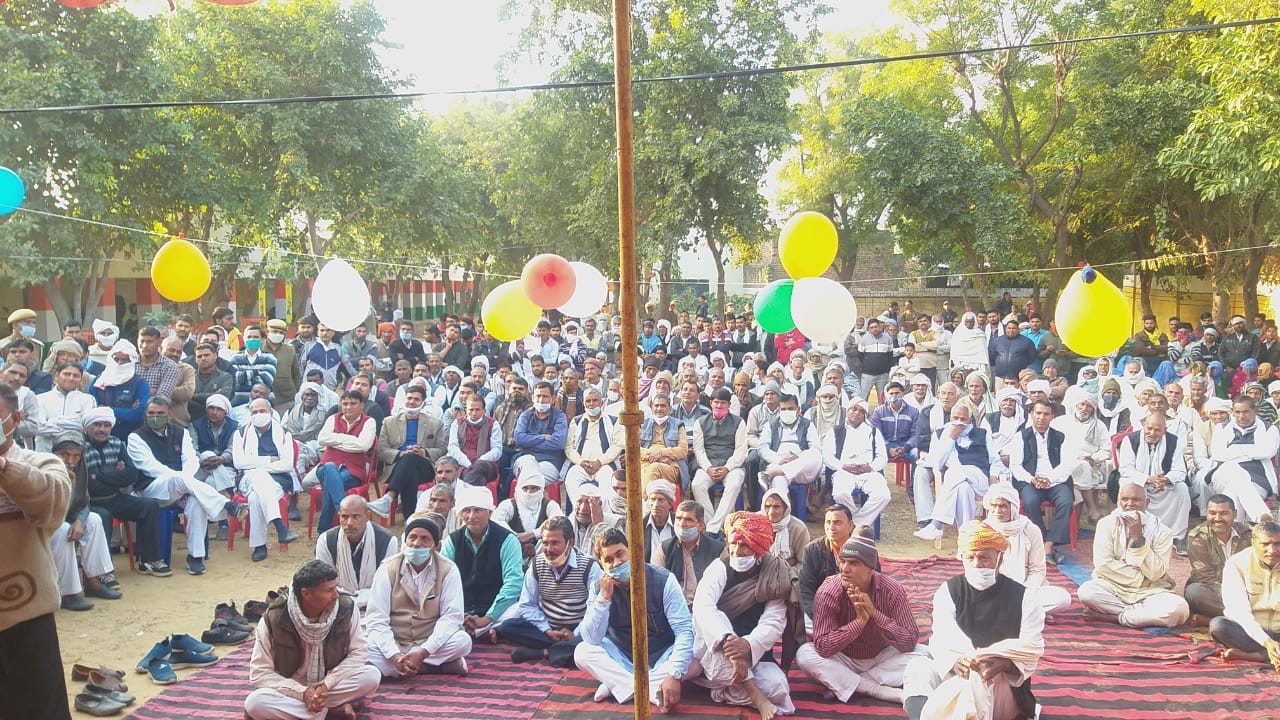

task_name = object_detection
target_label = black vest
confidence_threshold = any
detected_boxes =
[133,425,185,485]
[449,522,514,616]
[1019,427,1064,478]
[323,524,396,578]
[508,497,551,534]
[659,533,725,586]
[606,564,675,667]
[1126,432,1180,473]
[698,413,743,467]
[952,427,991,468]
[946,574,1035,717]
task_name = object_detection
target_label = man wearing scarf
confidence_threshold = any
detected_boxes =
[1118,414,1192,554]
[91,339,150,440]
[949,312,990,378]
[979,483,1072,615]
[566,481,622,549]
[912,382,960,529]
[915,405,1009,542]
[761,487,810,569]
[365,513,472,677]
[234,399,302,561]
[493,456,565,558]
[982,387,1026,459]
[1051,387,1111,525]
[798,527,922,706]
[689,511,801,719]
[639,393,688,486]
[1133,314,1170,376]
[86,319,118,369]
[190,393,238,495]
[492,515,600,667]
[1078,482,1189,629]
[315,495,398,610]
[1207,396,1280,524]
[564,388,623,507]
[1006,401,1078,566]
[759,394,822,497]
[575,527,694,712]
[824,401,891,528]
[903,522,1045,720]
[246,559,381,720]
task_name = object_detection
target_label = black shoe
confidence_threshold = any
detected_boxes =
[251,546,268,562]
[214,602,254,632]
[99,573,121,589]
[223,501,246,522]
[87,583,123,600]
[202,619,252,645]
[1045,551,1062,566]
[139,560,172,577]
[511,647,543,664]
[214,525,229,542]
[277,529,301,545]
[243,600,269,624]
[186,555,206,576]
[61,595,95,612]
[287,496,302,522]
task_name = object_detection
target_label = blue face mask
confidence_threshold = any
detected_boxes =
[245,338,262,353]
[400,332,413,343]
[606,561,631,581]
[18,324,36,338]
[404,546,432,566]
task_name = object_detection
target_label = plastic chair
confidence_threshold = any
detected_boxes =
[227,495,292,552]
[889,458,912,487]
[157,506,183,566]
[113,518,136,572]
[305,440,379,537]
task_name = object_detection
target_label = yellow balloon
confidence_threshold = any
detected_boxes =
[1054,266,1131,358]
[779,211,838,280]
[482,280,542,342]
[151,239,211,303]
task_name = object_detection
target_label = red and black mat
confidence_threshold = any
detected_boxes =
[128,558,1280,719]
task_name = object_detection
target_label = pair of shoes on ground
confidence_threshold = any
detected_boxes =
[205,601,256,644]
[74,681,135,716]
[135,634,219,685]
[137,558,173,576]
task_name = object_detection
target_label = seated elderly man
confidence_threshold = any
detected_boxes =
[50,433,120,611]
[1052,387,1111,526]
[980,483,1072,615]
[759,394,822,496]
[689,512,802,720]
[189,393,238,497]
[491,516,600,666]
[655,500,726,608]
[575,527,694,712]
[440,483,524,638]
[797,528,922,706]
[1078,482,1190,629]
[422,478,461,535]
[1207,396,1279,525]
[494,456,566,559]
[315,495,399,610]
[1212,521,1280,670]
[1118,413,1192,555]
[567,480,623,551]
[761,487,810,569]
[233,398,302,562]
[1185,494,1253,625]
[366,385,446,523]
[563,387,623,506]
[81,407,169,576]
[915,404,1008,542]
[283,382,328,468]
[127,397,243,576]
[911,381,960,530]
[903,522,1045,720]
[639,393,688,487]
[822,399,890,527]
[365,513,472,677]
[642,479,679,564]
[245,559,381,720]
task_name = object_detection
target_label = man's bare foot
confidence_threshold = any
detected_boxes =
[1082,608,1121,625]
[1190,613,1212,628]
[1222,648,1270,664]
[744,680,778,720]
[486,628,499,644]
[325,703,357,720]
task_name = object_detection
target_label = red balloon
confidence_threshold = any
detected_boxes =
[521,254,577,309]
[200,0,260,4]
[57,0,114,8]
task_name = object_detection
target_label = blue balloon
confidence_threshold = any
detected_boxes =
[0,167,25,217]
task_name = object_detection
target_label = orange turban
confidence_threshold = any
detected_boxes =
[377,322,396,335]
[958,520,1009,554]
[725,511,774,557]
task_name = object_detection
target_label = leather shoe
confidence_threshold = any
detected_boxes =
[75,691,127,716]
[61,595,95,612]
[85,682,135,706]
[252,546,268,562]
[87,584,123,600]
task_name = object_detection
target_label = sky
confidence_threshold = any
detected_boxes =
[371,0,900,111]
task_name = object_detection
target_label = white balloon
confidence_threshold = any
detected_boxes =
[311,259,372,332]
[791,277,857,345]
[556,262,609,318]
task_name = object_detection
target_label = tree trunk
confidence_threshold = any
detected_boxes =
[1213,287,1231,325]
[1242,246,1266,320]
[1137,265,1154,317]
[441,256,455,315]
[706,238,726,319]
[657,259,673,323]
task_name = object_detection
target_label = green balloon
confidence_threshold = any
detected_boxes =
[754,279,796,334]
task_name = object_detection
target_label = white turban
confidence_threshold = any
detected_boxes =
[205,394,232,413]
[456,483,495,512]
[81,406,116,429]
[646,479,677,505]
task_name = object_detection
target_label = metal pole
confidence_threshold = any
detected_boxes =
[611,1,650,717]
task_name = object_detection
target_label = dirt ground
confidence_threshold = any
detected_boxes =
[56,479,950,718]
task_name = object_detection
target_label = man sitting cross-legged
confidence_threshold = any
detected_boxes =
[1211,521,1280,671]
[575,527,694,713]
[315,496,399,611]
[365,513,472,677]
[439,483,523,639]
[491,515,600,667]
[797,527,924,706]
[1184,494,1252,626]
[245,559,381,720]
[689,511,804,720]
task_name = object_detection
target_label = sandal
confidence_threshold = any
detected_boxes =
[72,664,126,683]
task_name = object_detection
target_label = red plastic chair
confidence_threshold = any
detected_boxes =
[306,439,379,538]
[1038,500,1080,550]
[227,495,293,552]
[113,519,136,572]
[889,458,912,487]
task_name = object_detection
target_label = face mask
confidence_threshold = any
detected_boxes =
[400,332,413,343]
[607,391,620,402]
[712,407,729,420]
[1102,395,1118,409]
[586,406,602,418]
[651,414,669,425]
[19,325,36,338]
[820,396,838,407]
[567,333,579,341]
[267,332,286,345]
[518,488,543,509]
[545,546,569,568]
[779,409,798,425]
[965,567,999,591]
[404,405,421,417]
[404,546,432,566]
[890,396,903,407]
[467,416,486,426]
[534,402,551,414]
[729,555,758,572]
[251,413,272,429]
[245,339,262,353]
[146,416,168,432]
[606,561,631,581]
[677,526,699,542]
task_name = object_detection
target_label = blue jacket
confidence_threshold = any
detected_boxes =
[92,376,151,439]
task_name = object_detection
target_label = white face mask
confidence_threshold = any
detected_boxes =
[729,555,758,572]
[607,391,620,402]
[267,332,285,345]
[586,406,602,417]
[517,487,543,509]
[965,567,999,591]
[779,409,798,425]
[651,414,669,425]
[404,405,421,417]
[251,413,272,429]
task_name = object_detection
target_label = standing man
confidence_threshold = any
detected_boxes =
[190,343,234,424]
[0,383,74,719]
[908,315,941,384]
[230,325,278,407]
[989,320,1037,386]
[1133,314,1169,376]
[1,308,44,363]
[797,528,921,705]
[161,337,196,427]
[857,318,894,403]
[264,319,302,413]
[135,326,180,403]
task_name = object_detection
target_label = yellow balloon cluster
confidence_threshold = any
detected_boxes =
[151,238,211,303]
[1054,265,1131,358]
[483,280,543,342]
